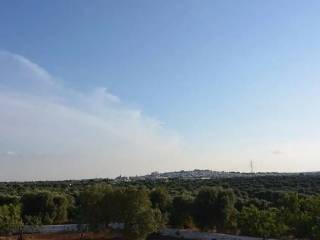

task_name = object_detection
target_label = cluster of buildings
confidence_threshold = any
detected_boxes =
[114,169,311,182]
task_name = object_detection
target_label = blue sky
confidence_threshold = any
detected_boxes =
[1,1,320,180]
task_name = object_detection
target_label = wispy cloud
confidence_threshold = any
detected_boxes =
[272,150,285,155]
[0,51,55,87]
[0,51,185,181]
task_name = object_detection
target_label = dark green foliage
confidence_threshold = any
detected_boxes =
[1,175,320,238]
[0,194,19,206]
[118,187,166,240]
[238,205,288,238]
[169,195,194,228]
[21,191,69,224]
[77,184,111,226]
[192,187,236,232]
[79,185,166,240]
[0,204,22,234]
[290,195,320,239]
[111,187,165,239]
[149,187,170,213]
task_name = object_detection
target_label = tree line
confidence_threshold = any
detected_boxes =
[0,175,320,239]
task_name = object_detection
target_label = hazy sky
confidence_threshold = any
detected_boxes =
[1,1,320,180]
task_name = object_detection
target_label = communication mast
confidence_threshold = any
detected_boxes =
[250,160,254,174]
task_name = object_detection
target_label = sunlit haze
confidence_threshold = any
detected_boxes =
[1,1,320,180]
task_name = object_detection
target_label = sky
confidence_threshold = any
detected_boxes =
[1,0,320,180]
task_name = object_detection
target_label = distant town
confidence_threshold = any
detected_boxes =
[115,169,320,182]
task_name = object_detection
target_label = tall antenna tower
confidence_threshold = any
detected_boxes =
[250,160,254,174]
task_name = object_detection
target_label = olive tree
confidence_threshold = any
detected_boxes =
[192,187,236,232]
[0,204,22,235]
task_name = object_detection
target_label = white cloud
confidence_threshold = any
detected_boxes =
[3,51,319,181]
[94,87,120,103]
[0,51,55,87]
[0,51,186,181]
